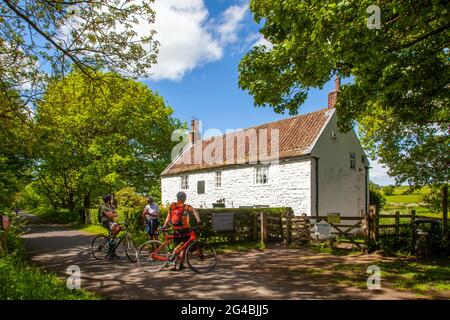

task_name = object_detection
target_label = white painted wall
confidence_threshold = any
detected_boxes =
[161,158,312,214]
[311,113,369,217]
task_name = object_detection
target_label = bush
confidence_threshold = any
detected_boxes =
[377,228,413,256]
[370,187,386,211]
[382,185,395,196]
[15,183,51,211]
[423,186,449,213]
[114,187,147,209]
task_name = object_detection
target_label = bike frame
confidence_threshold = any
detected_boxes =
[108,225,130,251]
[151,228,197,262]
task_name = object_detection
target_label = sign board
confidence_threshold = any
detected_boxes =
[327,213,341,224]
[315,220,331,239]
[212,212,234,231]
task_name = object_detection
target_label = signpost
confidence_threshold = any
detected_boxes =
[327,213,341,224]
[212,212,234,231]
[315,220,331,240]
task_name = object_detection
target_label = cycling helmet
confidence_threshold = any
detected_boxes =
[103,194,112,203]
[176,191,187,202]
[147,196,154,203]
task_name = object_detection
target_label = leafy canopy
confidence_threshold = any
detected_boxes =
[0,0,158,104]
[34,69,180,211]
[239,0,449,187]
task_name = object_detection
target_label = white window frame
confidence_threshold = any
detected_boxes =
[255,166,269,185]
[214,171,222,188]
[180,175,189,190]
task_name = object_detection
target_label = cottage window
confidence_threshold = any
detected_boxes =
[214,171,222,188]
[197,180,205,194]
[350,153,356,171]
[180,175,189,189]
[255,166,269,184]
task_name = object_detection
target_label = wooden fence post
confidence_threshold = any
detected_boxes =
[411,209,416,223]
[260,212,268,246]
[285,208,292,247]
[279,214,284,242]
[395,211,400,236]
[369,205,378,241]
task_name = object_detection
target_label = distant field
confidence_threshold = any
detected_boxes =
[382,186,437,216]
[385,194,422,203]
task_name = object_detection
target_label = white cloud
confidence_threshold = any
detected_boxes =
[370,158,396,186]
[145,0,248,81]
[147,0,222,81]
[215,4,248,44]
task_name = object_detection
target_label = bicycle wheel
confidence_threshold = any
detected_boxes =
[91,235,110,260]
[186,241,217,273]
[137,240,170,272]
[114,236,137,262]
[124,237,138,263]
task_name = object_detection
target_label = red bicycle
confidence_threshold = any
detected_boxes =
[137,226,217,273]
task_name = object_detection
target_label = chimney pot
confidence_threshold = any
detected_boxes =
[328,75,341,109]
[189,119,201,144]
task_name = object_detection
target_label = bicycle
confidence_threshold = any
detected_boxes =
[91,222,137,262]
[137,226,217,273]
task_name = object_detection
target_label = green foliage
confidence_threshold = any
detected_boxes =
[0,82,33,213]
[114,187,147,210]
[239,0,449,187]
[0,253,99,300]
[0,0,158,105]
[34,70,180,212]
[369,185,386,210]
[382,185,395,196]
[0,215,99,299]
[15,183,50,211]
[423,187,450,213]
[196,207,289,244]
[377,226,414,256]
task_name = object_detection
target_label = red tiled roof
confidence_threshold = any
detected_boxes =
[161,108,334,176]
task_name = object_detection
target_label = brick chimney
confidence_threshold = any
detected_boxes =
[189,119,201,144]
[328,75,341,109]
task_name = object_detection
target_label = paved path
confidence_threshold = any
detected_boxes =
[22,213,422,300]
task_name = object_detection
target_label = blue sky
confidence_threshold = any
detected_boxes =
[139,1,394,185]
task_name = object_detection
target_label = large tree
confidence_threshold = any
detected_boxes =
[34,70,179,212]
[0,0,158,105]
[0,81,33,212]
[238,0,449,187]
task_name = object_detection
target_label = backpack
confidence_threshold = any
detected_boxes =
[170,203,190,228]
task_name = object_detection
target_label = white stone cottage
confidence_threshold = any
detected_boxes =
[161,82,370,217]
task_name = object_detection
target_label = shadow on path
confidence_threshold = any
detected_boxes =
[21,213,422,300]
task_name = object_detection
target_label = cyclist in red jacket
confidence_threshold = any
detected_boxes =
[162,191,201,271]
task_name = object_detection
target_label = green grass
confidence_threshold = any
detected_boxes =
[385,194,423,203]
[214,241,266,253]
[0,253,101,300]
[1,223,100,300]
[301,258,449,298]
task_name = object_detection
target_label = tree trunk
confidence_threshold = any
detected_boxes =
[443,185,448,238]
[83,193,91,224]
